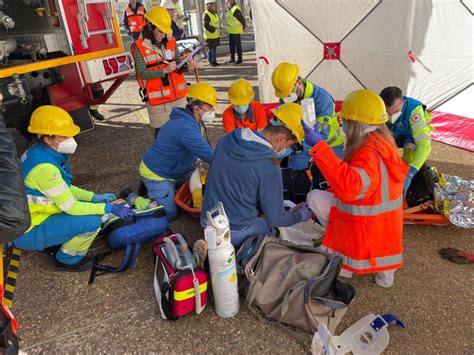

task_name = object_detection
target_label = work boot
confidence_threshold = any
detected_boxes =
[55,256,95,272]
[234,60,243,65]
[226,59,235,64]
[212,62,221,66]
[42,245,60,256]
[89,108,105,121]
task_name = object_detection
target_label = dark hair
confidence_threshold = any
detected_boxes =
[142,23,168,47]
[263,124,295,140]
[186,99,206,111]
[379,87,403,107]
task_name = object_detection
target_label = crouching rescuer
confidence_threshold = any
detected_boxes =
[201,102,313,248]
[134,82,217,221]
[13,106,134,272]
[304,90,408,288]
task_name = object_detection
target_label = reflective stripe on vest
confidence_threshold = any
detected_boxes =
[333,154,403,216]
[27,194,54,206]
[204,11,220,40]
[148,90,171,99]
[226,5,243,34]
[320,245,403,270]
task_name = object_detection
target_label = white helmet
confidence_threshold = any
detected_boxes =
[161,0,176,9]
[205,0,216,5]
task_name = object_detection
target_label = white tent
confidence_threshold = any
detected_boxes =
[251,0,473,117]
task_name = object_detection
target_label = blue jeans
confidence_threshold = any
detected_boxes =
[207,46,217,64]
[230,217,276,249]
[143,171,192,221]
[14,214,102,265]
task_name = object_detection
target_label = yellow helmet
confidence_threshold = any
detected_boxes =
[145,6,172,34]
[336,89,388,125]
[186,82,218,108]
[228,78,254,105]
[271,103,304,143]
[28,105,80,137]
[272,62,300,99]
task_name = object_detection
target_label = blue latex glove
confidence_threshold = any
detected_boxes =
[301,120,323,147]
[297,203,313,222]
[92,193,116,203]
[320,128,330,141]
[111,204,135,221]
[403,166,418,196]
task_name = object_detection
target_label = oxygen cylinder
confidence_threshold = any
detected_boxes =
[205,202,239,318]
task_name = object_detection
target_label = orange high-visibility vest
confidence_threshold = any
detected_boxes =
[222,102,268,133]
[132,38,188,106]
[310,133,409,274]
[125,5,146,33]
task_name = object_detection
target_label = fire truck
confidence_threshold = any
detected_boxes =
[0,0,133,135]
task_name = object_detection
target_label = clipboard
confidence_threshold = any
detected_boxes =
[176,44,202,71]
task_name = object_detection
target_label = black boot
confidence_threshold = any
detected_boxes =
[55,256,95,272]
[89,108,105,121]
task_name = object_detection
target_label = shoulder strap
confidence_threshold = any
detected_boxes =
[88,243,141,284]
[153,253,179,320]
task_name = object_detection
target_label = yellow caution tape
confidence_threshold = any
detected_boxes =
[2,247,22,309]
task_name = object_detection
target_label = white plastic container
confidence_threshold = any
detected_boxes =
[206,203,239,318]
[301,98,317,127]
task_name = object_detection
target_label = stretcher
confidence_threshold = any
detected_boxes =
[403,201,450,225]
[175,181,201,218]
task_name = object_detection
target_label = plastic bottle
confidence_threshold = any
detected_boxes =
[301,98,317,127]
[189,162,207,208]
[205,202,239,318]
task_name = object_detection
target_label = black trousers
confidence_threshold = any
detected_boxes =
[228,33,242,62]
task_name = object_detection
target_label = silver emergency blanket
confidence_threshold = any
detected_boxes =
[434,174,474,228]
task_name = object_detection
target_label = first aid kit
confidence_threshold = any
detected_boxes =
[153,233,207,320]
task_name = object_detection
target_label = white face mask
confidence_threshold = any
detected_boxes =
[283,92,298,103]
[201,110,215,123]
[56,137,78,154]
[389,112,402,124]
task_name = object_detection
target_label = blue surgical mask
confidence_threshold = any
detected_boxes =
[276,146,294,160]
[233,104,249,114]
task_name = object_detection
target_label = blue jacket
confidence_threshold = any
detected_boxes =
[306,80,334,119]
[171,21,183,41]
[143,108,214,179]
[201,128,302,230]
[21,143,73,197]
[390,96,425,147]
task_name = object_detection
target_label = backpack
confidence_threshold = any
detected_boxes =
[239,235,355,336]
[153,233,207,320]
[406,164,438,207]
[88,205,169,284]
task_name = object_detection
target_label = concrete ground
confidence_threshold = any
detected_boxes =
[11,51,474,354]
